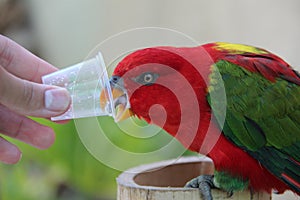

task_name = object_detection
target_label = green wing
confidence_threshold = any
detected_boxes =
[207,60,300,192]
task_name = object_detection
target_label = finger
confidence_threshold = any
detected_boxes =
[0,104,55,149]
[0,35,57,82]
[0,66,71,117]
[0,137,22,164]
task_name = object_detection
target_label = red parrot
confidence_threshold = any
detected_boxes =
[101,42,300,199]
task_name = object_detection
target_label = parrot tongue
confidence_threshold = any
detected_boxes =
[114,93,133,121]
[100,87,133,122]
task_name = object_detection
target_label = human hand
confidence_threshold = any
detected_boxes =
[0,35,71,164]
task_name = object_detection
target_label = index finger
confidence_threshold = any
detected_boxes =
[0,35,57,83]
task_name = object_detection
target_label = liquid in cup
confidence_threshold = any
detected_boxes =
[42,52,115,121]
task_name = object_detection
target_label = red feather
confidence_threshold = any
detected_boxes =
[203,43,300,84]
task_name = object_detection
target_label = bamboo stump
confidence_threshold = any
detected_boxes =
[117,156,271,200]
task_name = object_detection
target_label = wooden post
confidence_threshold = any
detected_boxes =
[117,156,271,200]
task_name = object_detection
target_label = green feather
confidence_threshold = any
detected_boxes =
[209,60,300,148]
[208,60,300,191]
[214,170,249,192]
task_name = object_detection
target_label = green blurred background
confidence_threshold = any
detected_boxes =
[0,0,299,199]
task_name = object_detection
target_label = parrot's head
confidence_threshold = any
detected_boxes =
[101,46,213,137]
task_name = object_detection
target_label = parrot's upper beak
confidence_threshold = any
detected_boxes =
[100,76,133,122]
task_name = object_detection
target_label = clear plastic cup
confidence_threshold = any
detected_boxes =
[42,52,114,121]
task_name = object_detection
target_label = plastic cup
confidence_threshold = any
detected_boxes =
[42,52,114,121]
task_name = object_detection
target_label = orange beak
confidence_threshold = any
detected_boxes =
[100,85,133,122]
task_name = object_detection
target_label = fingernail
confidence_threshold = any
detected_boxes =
[45,88,70,112]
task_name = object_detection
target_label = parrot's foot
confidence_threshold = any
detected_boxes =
[184,175,215,200]
[249,188,254,200]
[185,172,249,200]
[226,190,234,198]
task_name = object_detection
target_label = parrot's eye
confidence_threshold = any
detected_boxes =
[133,72,159,86]
[144,74,154,83]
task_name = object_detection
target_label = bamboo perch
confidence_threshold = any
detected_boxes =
[117,156,271,200]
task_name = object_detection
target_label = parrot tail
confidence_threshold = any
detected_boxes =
[281,157,300,195]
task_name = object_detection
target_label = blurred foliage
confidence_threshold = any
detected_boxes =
[0,117,195,200]
[0,119,119,200]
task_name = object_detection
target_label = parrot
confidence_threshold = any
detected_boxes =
[100,42,300,199]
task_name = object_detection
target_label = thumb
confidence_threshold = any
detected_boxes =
[0,66,71,118]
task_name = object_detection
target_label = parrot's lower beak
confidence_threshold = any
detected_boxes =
[100,85,133,122]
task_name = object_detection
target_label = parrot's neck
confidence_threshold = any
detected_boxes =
[162,111,219,154]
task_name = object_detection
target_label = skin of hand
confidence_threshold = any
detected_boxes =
[0,35,71,164]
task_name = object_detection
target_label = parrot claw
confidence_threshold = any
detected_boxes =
[185,175,215,200]
[249,187,254,200]
[226,190,233,198]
